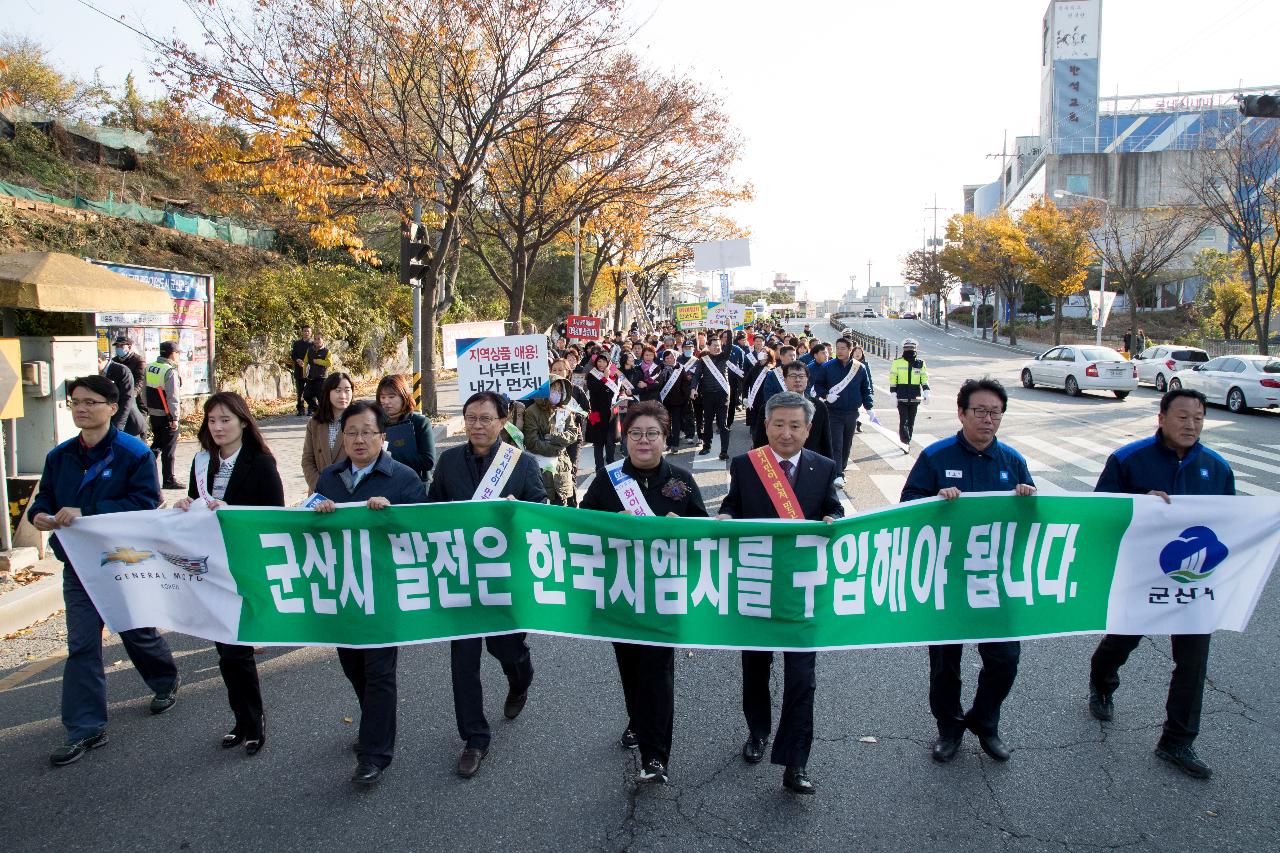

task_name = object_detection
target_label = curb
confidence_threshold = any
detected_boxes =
[0,563,64,635]
[432,415,466,441]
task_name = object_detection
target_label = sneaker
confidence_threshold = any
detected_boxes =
[1155,741,1212,779]
[150,674,181,715]
[638,759,668,784]
[618,727,639,749]
[50,731,109,766]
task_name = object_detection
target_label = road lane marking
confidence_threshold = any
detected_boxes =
[1011,435,1105,474]
[869,474,906,505]
[858,428,914,471]
[0,652,66,692]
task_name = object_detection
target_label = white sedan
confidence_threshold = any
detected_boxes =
[1168,354,1280,413]
[1020,345,1138,399]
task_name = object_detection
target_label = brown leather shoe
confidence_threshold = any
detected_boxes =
[457,746,488,778]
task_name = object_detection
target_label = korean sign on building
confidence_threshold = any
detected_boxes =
[456,334,550,401]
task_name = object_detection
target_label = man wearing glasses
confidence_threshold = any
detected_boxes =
[29,375,180,767]
[428,392,546,779]
[313,400,427,787]
[900,377,1036,766]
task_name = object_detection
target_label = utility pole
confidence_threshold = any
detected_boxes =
[572,214,581,316]
[924,195,946,327]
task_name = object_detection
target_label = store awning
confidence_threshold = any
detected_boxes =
[0,252,173,313]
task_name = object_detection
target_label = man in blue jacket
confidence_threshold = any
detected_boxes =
[28,374,180,767]
[1087,388,1233,780]
[811,337,873,471]
[900,377,1037,766]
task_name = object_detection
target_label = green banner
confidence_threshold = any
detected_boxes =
[217,495,1126,649]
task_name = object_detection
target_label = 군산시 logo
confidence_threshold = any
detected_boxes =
[1158,526,1229,584]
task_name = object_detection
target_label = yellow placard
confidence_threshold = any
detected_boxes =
[0,338,23,419]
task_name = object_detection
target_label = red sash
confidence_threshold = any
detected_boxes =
[746,447,803,520]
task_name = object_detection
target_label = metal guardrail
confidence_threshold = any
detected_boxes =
[829,313,900,362]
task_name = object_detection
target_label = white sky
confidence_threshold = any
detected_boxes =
[8,0,1280,300]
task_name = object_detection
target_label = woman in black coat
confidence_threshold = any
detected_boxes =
[584,353,619,472]
[176,391,285,755]
[580,400,707,785]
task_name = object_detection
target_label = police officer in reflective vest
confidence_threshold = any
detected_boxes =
[889,338,930,444]
[144,341,183,490]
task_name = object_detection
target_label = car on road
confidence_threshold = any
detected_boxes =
[901,311,917,319]
[1131,344,1209,391]
[1020,345,1138,399]
[861,307,877,318]
[1168,354,1280,413]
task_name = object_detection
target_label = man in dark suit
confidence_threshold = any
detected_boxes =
[313,400,427,788]
[98,350,144,436]
[718,390,844,795]
[428,391,546,779]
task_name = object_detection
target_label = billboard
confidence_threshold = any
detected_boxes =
[692,238,751,272]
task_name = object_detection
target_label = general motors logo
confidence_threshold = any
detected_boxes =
[1159,526,1229,584]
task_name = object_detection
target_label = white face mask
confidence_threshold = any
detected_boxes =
[549,390,563,405]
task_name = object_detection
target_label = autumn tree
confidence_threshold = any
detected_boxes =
[940,213,998,340]
[900,248,956,328]
[1193,248,1254,340]
[0,34,105,117]
[1183,124,1280,354]
[1021,196,1098,344]
[159,0,624,414]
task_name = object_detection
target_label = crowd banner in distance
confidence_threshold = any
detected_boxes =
[54,493,1280,650]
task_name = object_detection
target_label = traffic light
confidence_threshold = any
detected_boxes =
[1239,94,1280,118]
[398,222,429,285]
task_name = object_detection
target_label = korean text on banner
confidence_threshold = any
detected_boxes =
[442,321,507,370]
[53,494,1280,651]
[565,315,603,340]
[456,334,550,401]
[673,303,708,330]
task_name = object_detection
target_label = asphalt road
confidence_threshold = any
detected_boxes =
[1,321,1277,853]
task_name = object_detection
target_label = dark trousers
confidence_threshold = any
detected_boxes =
[215,642,264,737]
[593,433,616,472]
[827,409,859,471]
[664,403,686,449]
[1090,633,1211,747]
[303,378,325,415]
[450,633,534,750]
[897,399,919,443]
[728,384,741,426]
[928,641,1021,737]
[693,395,706,436]
[681,401,696,441]
[614,642,675,767]
[293,371,307,413]
[149,416,178,482]
[61,563,178,740]
[699,393,730,452]
[742,650,816,767]
[337,646,398,768]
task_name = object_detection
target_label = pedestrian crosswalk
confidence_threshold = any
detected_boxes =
[837,425,1280,509]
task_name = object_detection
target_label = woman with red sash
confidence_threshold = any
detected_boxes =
[579,401,707,784]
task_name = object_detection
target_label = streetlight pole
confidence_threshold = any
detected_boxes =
[1053,189,1109,347]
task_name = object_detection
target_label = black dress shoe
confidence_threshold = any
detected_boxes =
[503,688,528,720]
[974,731,1011,762]
[244,716,266,756]
[162,479,185,491]
[782,765,816,795]
[351,763,382,786]
[741,735,767,764]
[932,734,962,763]
[717,451,729,460]
[618,727,639,750]
[457,746,488,778]
[1088,686,1114,721]
[697,445,711,456]
[221,730,245,749]
[1155,741,1212,779]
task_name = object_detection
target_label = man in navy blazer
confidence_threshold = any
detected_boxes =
[719,390,843,796]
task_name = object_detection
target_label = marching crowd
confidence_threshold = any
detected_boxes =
[26,317,1235,795]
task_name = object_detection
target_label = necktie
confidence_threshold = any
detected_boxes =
[779,459,795,486]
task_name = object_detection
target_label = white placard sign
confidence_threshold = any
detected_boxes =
[706,302,748,329]
[692,238,751,272]
[456,334,550,401]
[442,320,508,369]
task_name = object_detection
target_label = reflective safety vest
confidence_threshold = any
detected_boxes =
[888,356,929,401]
[144,360,174,414]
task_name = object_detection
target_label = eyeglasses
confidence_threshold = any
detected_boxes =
[69,398,111,409]
[965,407,1004,421]
[342,430,383,440]
[626,429,664,442]
[464,415,500,426]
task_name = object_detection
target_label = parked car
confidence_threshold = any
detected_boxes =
[861,307,877,318]
[901,311,917,319]
[1020,345,1138,399]
[1168,355,1280,413]
[1131,345,1209,391]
